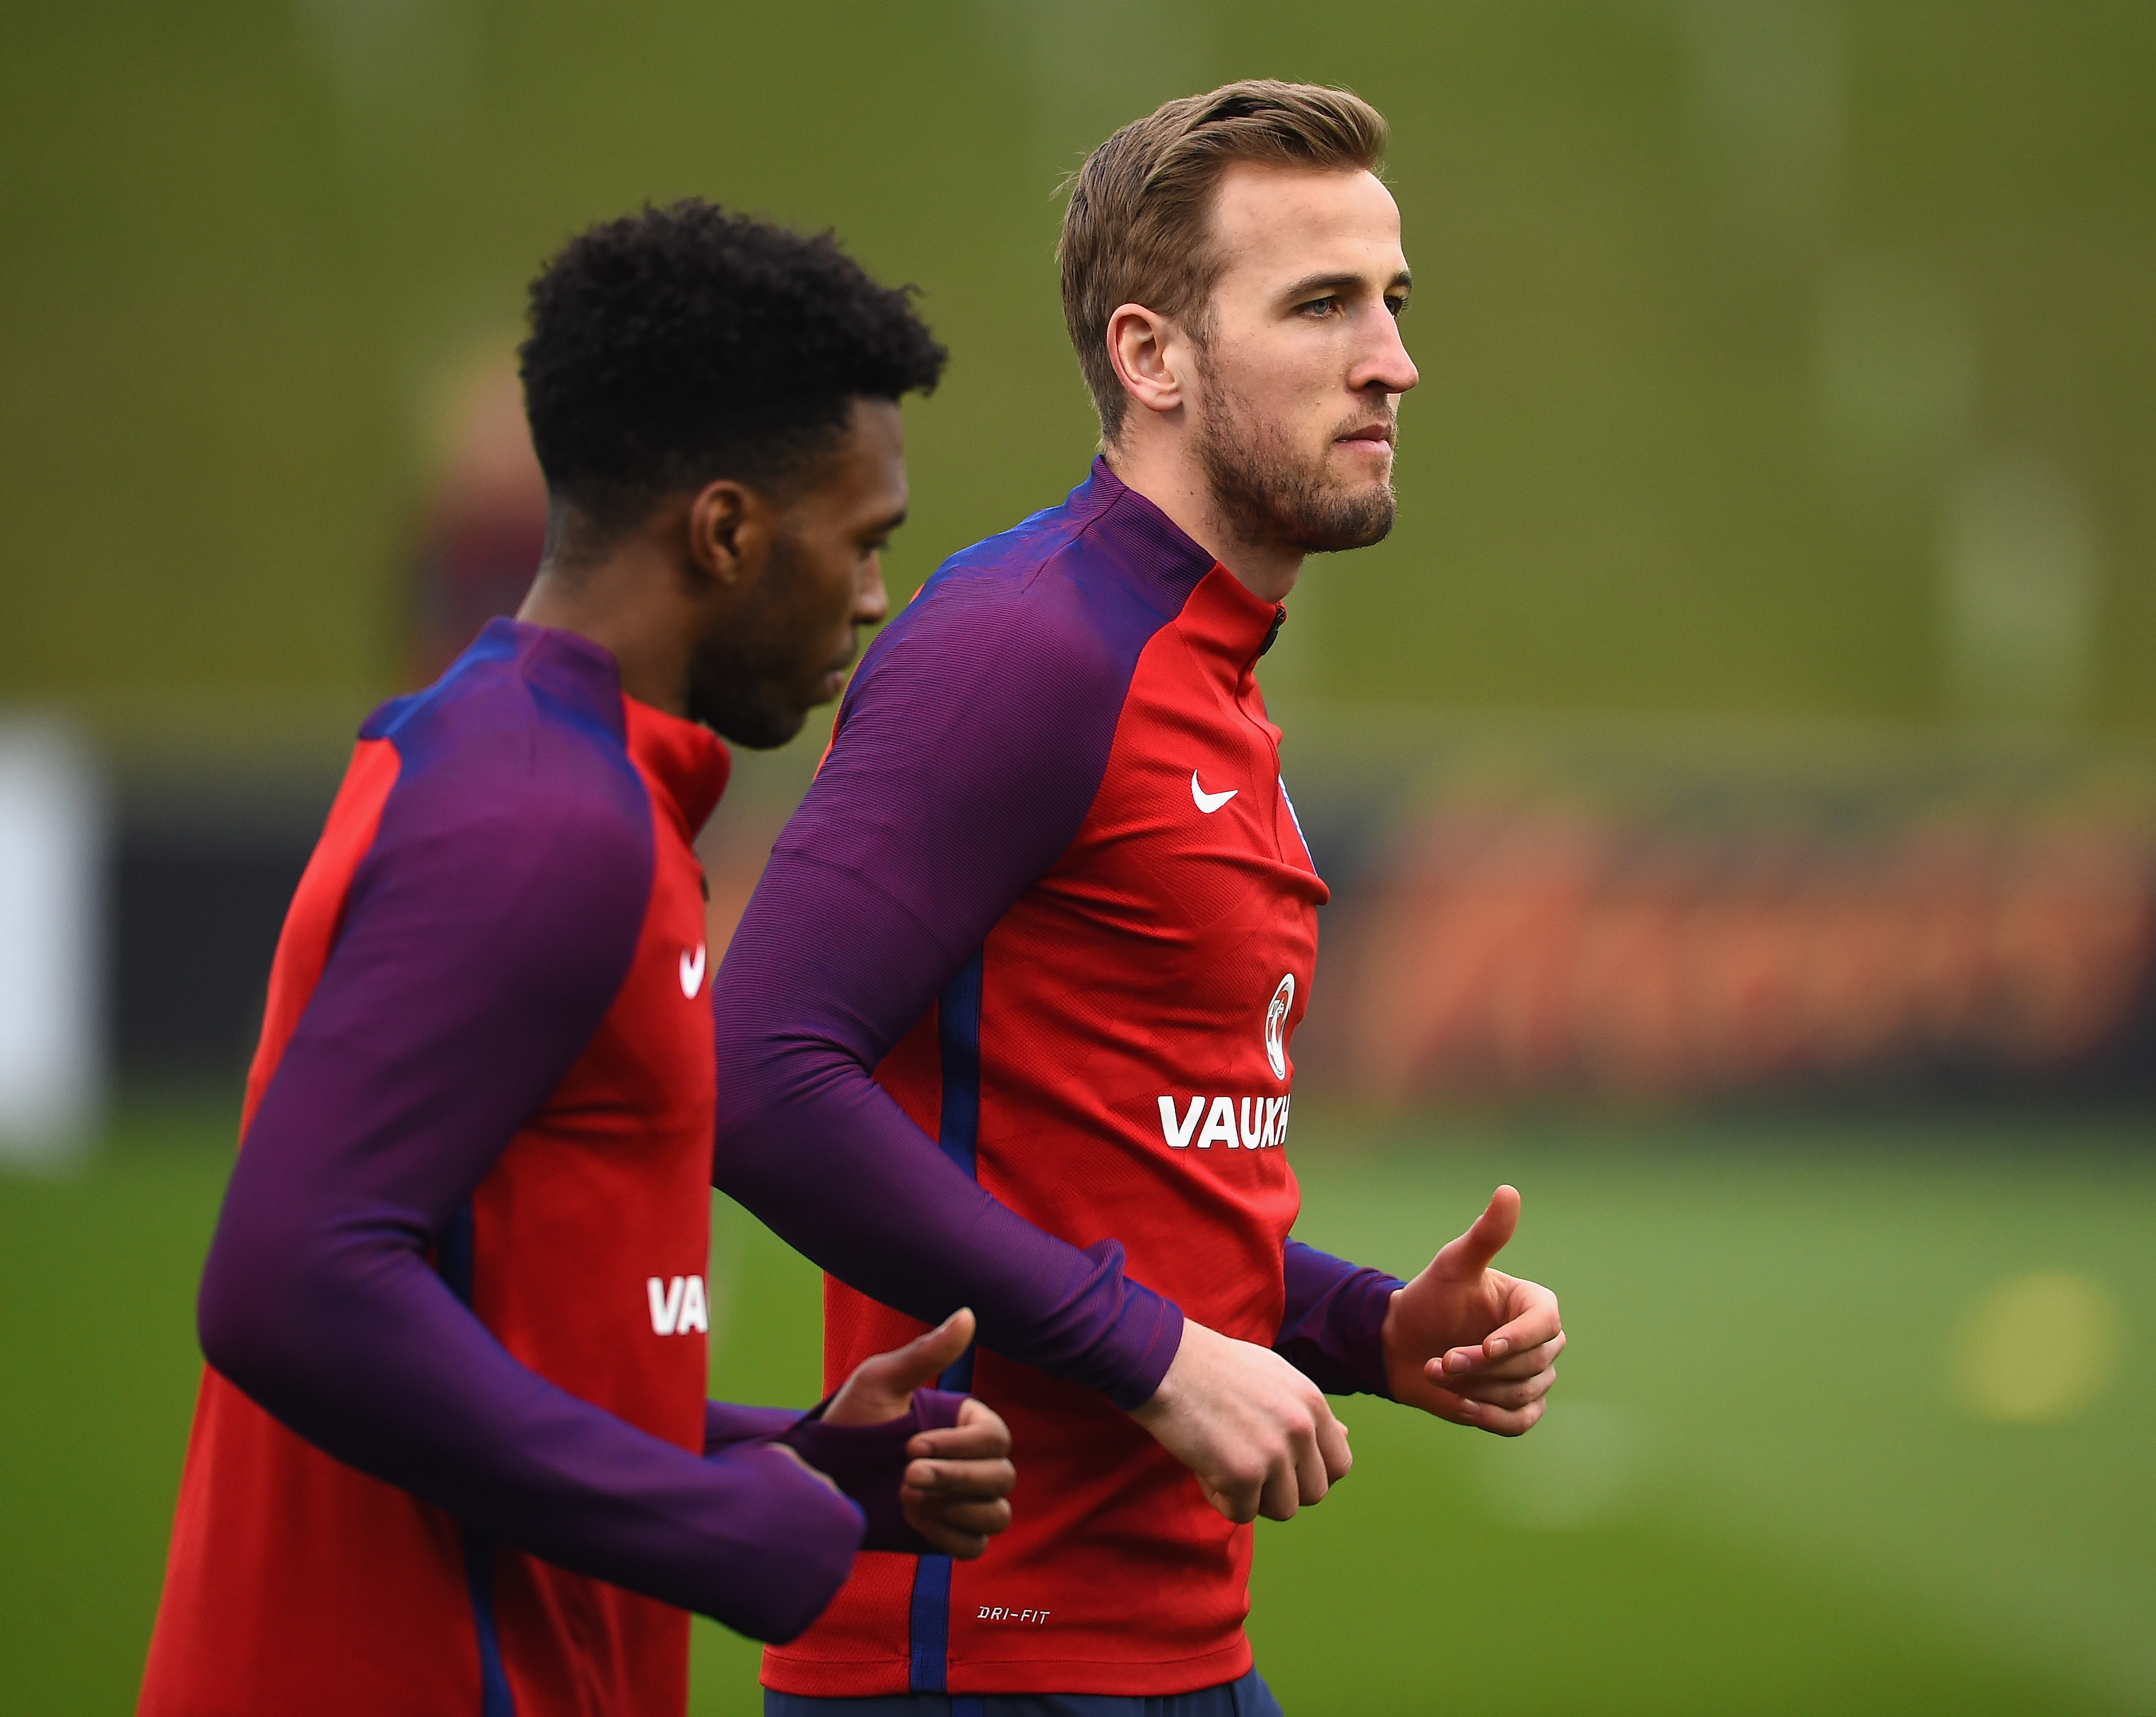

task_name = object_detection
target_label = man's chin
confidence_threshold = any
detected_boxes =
[1197,411,1397,557]
[689,695,811,751]
[1290,488,1395,554]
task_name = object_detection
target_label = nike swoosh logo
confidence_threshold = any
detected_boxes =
[1190,771,1238,814]
[680,943,707,998]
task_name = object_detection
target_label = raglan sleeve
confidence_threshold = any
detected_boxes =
[713,571,1186,1412]
[197,741,865,1643]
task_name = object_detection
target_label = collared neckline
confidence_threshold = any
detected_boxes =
[621,694,730,838]
[1083,456,1288,661]
[478,617,730,835]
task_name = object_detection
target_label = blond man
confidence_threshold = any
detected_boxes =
[715,84,1564,1716]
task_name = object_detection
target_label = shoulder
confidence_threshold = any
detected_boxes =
[843,472,1207,737]
[355,623,654,912]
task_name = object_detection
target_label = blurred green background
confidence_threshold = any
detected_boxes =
[3,1104,2149,1712]
[4,0,2151,725]
[3,2,2152,1712]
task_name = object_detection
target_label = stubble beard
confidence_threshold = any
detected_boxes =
[1193,365,1397,557]
[683,532,816,750]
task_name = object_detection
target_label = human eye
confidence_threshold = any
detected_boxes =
[1385,293,1409,318]
[1295,294,1341,319]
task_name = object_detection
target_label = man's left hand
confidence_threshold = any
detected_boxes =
[1380,1185,1563,1436]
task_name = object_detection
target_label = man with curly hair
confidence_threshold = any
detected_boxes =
[714,84,1564,1714]
[138,203,1015,1717]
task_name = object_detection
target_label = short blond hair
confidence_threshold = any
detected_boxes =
[1058,80,1388,440]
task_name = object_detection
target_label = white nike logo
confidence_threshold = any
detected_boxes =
[1190,771,1238,814]
[679,943,707,998]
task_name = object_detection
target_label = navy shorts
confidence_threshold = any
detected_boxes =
[763,1667,1285,1717]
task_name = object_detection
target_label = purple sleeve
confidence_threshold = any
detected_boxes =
[703,1402,800,1451]
[198,732,863,1643]
[706,1391,970,1557]
[1276,1238,1404,1399]
[713,566,1186,1412]
[782,1387,970,1554]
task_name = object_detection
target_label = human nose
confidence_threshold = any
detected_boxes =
[855,556,890,625]
[1351,304,1418,398]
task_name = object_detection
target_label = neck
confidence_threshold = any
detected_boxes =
[517,525,695,717]
[1102,434,1303,604]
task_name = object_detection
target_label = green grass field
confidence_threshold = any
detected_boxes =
[2,1100,2147,1714]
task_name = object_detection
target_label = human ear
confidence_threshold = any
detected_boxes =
[1106,303,1189,419]
[685,480,776,588]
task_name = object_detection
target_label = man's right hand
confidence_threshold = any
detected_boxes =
[821,1309,1016,1558]
[1129,1319,1351,1523]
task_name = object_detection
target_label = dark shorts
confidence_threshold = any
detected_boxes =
[763,1668,1285,1717]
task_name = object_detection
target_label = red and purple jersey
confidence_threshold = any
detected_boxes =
[140,620,889,1717]
[715,461,1403,1699]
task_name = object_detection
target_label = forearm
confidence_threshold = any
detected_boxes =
[200,1207,863,1641]
[717,1021,1182,1409]
[716,856,1182,1412]
[714,584,1199,1412]
[1275,1237,1404,1398]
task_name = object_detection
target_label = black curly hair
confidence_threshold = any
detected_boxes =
[520,200,946,550]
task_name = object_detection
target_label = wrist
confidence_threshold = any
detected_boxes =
[1108,1289,1187,1415]
[1377,1287,1411,1394]
[1131,1316,1205,1425]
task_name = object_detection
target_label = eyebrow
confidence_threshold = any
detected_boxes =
[1279,268,1414,303]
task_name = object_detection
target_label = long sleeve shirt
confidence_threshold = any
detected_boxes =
[716,460,1403,1701]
